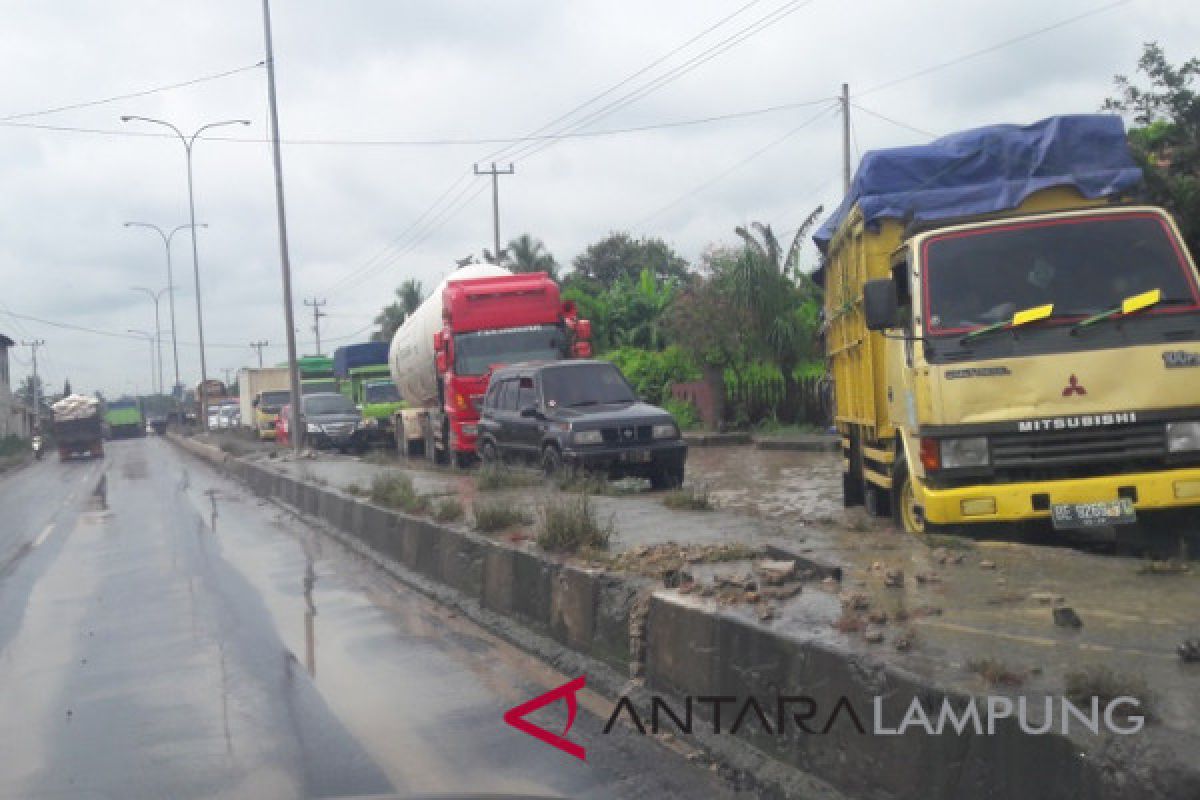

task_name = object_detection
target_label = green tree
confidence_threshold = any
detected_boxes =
[15,374,43,408]
[568,232,689,290]
[507,234,559,280]
[372,279,425,342]
[1104,42,1200,256]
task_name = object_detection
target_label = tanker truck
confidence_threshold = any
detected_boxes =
[388,265,591,467]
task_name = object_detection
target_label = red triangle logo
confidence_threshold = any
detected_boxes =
[503,675,587,761]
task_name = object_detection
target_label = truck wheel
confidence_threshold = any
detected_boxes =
[892,460,924,535]
[842,429,865,507]
[541,445,564,478]
[434,420,450,466]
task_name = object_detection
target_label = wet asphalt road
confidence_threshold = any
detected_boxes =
[0,439,745,800]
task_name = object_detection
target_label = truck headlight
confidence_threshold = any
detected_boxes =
[940,436,989,468]
[652,423,679,440]
[358,418,378,429]
[1167,421,1200,452]
[306,423,322,434]
[573,429,603,445]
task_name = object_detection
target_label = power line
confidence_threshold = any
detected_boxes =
[0,308,248,349]
[850,102,939,140]
[1,61,264,122]
[632,102,838,230]
[857,0,1132,97]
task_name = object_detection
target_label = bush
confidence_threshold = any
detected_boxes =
[1065,666,1153,718]
[475,463,542,491]
[0,435,29,457]
[662,397,701,431]
[433,497,465,523]
[369,472,428,514]
[603,346,699,405]
[537,494,615,552]
[662,485,714,511]
[473,500,532,532]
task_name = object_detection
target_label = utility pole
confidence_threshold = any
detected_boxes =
[473,162,514,260]
[222,367,233,386]
[262,0,304,450]
[305,298,327,354]
[22,339,45,430]
[250,340,269,368]
[840,83,852,195]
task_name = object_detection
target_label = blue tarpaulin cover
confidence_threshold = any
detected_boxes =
[813,114,1143,252]
[333,341,388,377]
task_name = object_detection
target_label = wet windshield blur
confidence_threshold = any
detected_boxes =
[364,382,400,403]
[303,395,356,415]
[541,363,635,407]
[454,325,565,375]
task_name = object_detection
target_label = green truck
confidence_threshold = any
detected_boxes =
[333,342,404,445]
[104,398,145,439]
[279,355,339,395]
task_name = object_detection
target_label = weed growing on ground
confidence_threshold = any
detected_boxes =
[552,468,615,495]
[967,658,1026,687]
[1065,666,1153,719]
[536,494,614,552]
[343,483,367,497]
[662,484,715,511]
[475,463,542,491]
[924,533,976,550]
[472,500,533,532]
[369,472,428,514]
[433,497,465,523]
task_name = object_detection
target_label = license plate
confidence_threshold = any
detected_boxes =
[1050,498,1136,529]
[621,449,653,464]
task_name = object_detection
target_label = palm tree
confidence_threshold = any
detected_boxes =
[506,234,559,280]
[371,279,425,342]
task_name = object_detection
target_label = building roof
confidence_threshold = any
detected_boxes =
[0,334,13,348]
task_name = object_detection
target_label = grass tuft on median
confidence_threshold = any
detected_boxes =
[472,500,533,532]
[536,494,614,552]
[369,472,428,514]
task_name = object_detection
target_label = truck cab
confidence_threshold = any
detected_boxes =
[822,115,1200,546]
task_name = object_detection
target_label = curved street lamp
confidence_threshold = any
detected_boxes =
[127,329,157,397]
[120,115,251,429]
[125,222,206,395]
[130,286,170,398]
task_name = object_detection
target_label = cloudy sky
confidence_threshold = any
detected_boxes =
[0,0,1195,397]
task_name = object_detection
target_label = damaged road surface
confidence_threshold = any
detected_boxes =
[0,438,743,799]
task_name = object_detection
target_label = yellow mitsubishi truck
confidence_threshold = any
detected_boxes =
[817,114,1200,548]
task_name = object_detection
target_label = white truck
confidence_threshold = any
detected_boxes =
[237,366,292,439]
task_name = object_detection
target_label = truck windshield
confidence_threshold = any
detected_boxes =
[301,380,338,395]
[923,213,1199,335]
[364,382,400,403]
[260,391,290,409]
[453,325,565,375]
[541,363,636,407]
[304,395,356,415]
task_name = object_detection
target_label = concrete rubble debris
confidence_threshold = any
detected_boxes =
[1053,606,1084,629]
[754,559,797,585]
[1179,639,1200,663]
[884,568,904,588]
[840,591,871,611]
[979,559,997,570]
[863,627,885,644]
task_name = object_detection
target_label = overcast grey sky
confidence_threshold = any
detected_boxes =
[0,0,1195,396]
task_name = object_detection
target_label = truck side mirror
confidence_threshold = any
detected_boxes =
[863,279,900,331]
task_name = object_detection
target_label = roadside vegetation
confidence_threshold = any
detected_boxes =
[472,500,532,532]
[433,497,465,523]
[536,494,615,552]
[662,484,715,511]
[1065,666,1154,719]
[475,463,542,491]
[370,472,428,514]
[966,658,1027,687]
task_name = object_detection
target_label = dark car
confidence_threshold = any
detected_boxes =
[476,360,687,488]
[300,392,366,452]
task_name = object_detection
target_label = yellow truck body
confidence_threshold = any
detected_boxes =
[825,182,1200,535]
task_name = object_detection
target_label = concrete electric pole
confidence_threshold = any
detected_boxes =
[304,298,327,354]
[473,162,514,261]
[250,340,269,368]
[21,339,45,430]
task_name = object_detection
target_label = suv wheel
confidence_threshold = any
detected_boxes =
[480,438,499,465]
[650,465,684,490]
[541,445,564,477]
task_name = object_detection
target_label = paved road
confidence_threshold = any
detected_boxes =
[0,439,745,800]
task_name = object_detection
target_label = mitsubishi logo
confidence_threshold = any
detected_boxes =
[503,676,587,761]
[1062,374,1087,397]
[622,427,634,440]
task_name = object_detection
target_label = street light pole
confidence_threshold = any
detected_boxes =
[131,286,168,396]
[125,222,207,396]
[121,115,250,429]
[127,330,157,398]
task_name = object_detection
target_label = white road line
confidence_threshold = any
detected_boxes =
[33,524,53,548]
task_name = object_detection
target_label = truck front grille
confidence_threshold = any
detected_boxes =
[990,423,1166,469]
[601,425,653,445]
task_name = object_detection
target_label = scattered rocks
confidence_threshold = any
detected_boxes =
[979,560,997,570]
[1031,592,1065,605]
[760,583,803,602]
[931,547,966,566]
[757,604,777,622]
[1053,606,1084,629]
[755,559,797,586]
[883,569,905,588]
[911,605,943,618]
[914,571,941,584]
[743,590,760,604]
[867,610,889,626]
[1178,639,1200,663]
[863,627,885,644]
[894,630,916,651]
[840,591,871,611]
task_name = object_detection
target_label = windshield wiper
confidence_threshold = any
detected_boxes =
[959,303,1055,345]
[1070,289,1191,334]
[566,400,599,407]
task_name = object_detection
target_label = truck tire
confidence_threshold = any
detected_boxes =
[892,459,924,535]
[842,428,865,507]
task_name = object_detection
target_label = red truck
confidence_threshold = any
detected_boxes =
[388,265,591,467]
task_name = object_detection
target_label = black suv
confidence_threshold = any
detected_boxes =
[476,360,687,488]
